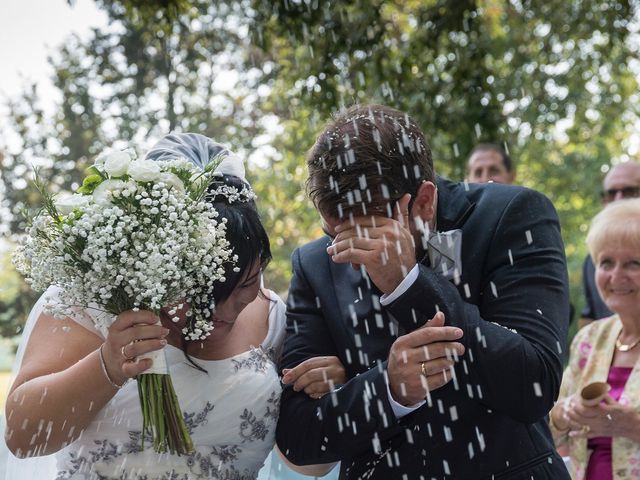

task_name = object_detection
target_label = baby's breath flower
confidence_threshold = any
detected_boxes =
[14,155,235,342]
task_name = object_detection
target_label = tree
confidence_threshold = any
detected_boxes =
[249,0,640,318]
[1,0,270,232]
[1,0,639,334]
[1,0,282,334]
[0,246,39,342]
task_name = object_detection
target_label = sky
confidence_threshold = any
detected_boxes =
[0,1,108,235]
[0,0,108,119]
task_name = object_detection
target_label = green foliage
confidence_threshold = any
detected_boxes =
[2,0,268,232]
[249,0,640,318]
[0,246,40,343]
[77,174,104,194]
[2,0,639,335]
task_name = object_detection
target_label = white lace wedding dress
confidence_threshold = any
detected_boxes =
[5,287,286,480]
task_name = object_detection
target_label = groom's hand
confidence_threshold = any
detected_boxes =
[327,194,416,294]
[387,312,464,406]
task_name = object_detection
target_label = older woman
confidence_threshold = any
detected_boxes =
[550,198,640,479]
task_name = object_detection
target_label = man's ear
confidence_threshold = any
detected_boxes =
[410,181,437,224]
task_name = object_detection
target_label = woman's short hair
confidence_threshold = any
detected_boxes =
[586,198,640,261]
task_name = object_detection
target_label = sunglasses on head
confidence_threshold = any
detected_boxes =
[600,187,640,202]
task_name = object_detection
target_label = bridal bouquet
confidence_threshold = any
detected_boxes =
[13,149,236,455]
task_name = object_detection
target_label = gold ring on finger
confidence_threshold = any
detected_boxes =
[121,343,135,361]
[420,361,428,377]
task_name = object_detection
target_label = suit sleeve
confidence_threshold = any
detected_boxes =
[276,248,404,465]
[387,188,569,423]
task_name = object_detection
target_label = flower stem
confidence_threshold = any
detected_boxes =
[138,373,194,454]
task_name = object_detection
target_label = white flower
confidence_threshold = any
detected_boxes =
[55,193,91,215]
[158,172,184,192]
[128,160,161,182]
[103,151,132,177]
[94,151,108,168]
[93,180,126,205]
[14,147,236,344]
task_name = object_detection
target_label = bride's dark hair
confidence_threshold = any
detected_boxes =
[205,173,272,304]
[172,173,272,373]
[147,133,272,370]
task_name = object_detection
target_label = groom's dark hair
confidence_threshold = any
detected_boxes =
[306,104,435,220]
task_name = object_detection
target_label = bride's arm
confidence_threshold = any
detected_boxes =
[5,310,166,457]
[281,355,346,399]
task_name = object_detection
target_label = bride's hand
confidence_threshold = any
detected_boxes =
[282,356,347,399]
[101,310,170,386]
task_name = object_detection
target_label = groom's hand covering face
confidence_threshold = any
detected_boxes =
[325,194,417,294]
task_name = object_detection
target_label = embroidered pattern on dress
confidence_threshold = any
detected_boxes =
[55,342,282,480]
[239,408,269,442]
[231,348,270,373]
[55,403,218,480]
[184,401,215,435]
[264,346,278,364]
[183,446,257,479]
[122,430,149,454]
[55,440,123,479]
[264,390,280,421]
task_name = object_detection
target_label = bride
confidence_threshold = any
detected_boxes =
[4,133,343,479]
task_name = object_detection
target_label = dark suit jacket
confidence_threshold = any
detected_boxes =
[276,178,571,479]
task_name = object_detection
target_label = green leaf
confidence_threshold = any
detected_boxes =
[77,174,104,194]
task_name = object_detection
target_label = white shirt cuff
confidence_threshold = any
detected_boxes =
[386,382,425,418]
[380,264,419,306]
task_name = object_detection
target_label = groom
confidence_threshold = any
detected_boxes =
[276,104,571,479]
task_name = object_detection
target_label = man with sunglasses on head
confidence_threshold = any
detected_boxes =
[578,161,640,330]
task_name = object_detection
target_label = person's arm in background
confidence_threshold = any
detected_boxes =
[386,188,569,423]
[578,256,597,330]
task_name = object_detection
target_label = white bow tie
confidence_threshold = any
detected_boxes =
[426,229,463,280]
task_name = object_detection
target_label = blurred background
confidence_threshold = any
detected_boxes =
[1,0,639,414]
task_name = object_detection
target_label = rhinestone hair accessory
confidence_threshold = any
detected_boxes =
[207,152,256,204]
[208,181,257,204]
